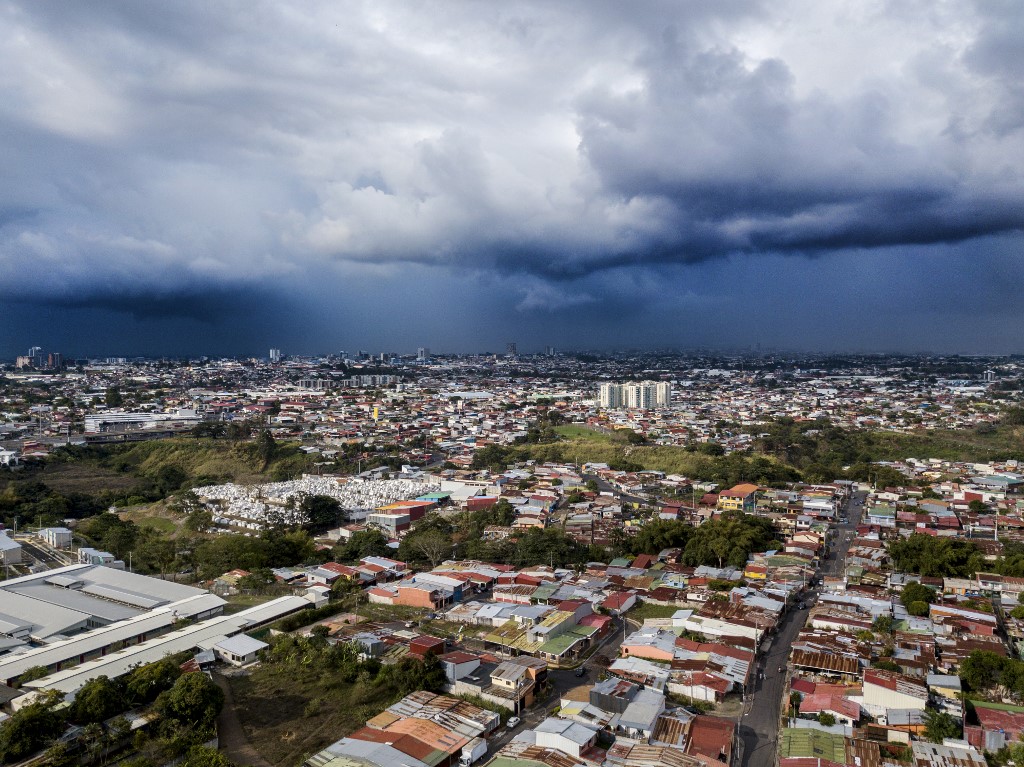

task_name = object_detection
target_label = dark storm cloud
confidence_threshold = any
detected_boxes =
[19,287,287,323]
[1,1,1023,348]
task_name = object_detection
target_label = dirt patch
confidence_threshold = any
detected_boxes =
[214,672,274,767]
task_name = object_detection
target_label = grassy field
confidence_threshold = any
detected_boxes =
[860,427,1024,463]
[968,698,1024,712]
[355,603,428,623]
[228,664,405,767]
[133,514,178,533]
[223,593,282,615]
[554,425,617,441]
[33,461,143,495]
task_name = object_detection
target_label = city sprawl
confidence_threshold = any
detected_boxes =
[0,349,1023,767]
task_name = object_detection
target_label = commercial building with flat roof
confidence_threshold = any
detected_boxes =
[0,564,218,643]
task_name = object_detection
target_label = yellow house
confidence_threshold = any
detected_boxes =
[717,483,759,512]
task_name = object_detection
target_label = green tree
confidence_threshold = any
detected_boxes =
[630,519,693,556]
[69,675,123,724]
[959,650,1007,692]
[184,509,214,533]
[299,494,346,533]
[401,528,454,569]
[900,581,936,609]
[907,600,930,616]
[256,430,276,470]
[888,534,983,578]
[155,673,224,729]
[44,741,80,767]
[105,387,124,407]
[237,567,277,593]
[923,709,961,743]
[191,422,227,439]
[18,665,49,685]
[0,691,68,762]
[471,444,515,471]
[682,511,778,569]
[817,712,836,726]
[137,534,177,575]
[873,615,895,634]
[126,659,182,706]
[335,529,390,561]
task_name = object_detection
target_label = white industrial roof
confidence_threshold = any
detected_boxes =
[0,564,212,631]
[214,634,267,657]
[24,595,308,696]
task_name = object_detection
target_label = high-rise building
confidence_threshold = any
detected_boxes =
[655,382,672,407]
[598,381,672,410]
[598,383,621,408]
[269,348,282,363]
[506,342,517,357]
[417,347,430,361]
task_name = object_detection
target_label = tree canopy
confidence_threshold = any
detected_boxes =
[888,534,983,577]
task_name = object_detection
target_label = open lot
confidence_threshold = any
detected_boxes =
[35,461,143,495]
[227,663,403,767]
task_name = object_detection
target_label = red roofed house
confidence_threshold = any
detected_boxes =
[966,705,1024,752]
[602,591,637,615]
[686,715,735,765]
[798,693,861,726]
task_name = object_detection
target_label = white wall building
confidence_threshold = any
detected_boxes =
[0,533,21,565]
[598,382,672,410]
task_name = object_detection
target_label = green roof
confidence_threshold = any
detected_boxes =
[780,728,846,762]
[531,583,559,601]
[538,625,598,657]
[609,557,633,567]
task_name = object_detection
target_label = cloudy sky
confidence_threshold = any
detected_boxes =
[2,1,1023,357]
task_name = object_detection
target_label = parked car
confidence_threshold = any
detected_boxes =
[575,667,587,677]
[506,716,522,729]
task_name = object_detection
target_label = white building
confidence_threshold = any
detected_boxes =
[212,634,268,666]
[598,381,672,410]
[39,527,73,549]
[0,533,21,565]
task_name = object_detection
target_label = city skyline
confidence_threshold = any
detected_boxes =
[2,2,1023,356]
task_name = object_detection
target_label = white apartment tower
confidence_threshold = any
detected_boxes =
[598,381,672,410]
[598,383,622,408]
[269,348,282,363]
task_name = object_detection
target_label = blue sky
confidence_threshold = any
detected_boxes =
[2,1,1023,357]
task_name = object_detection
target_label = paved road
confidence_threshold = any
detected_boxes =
[483,618,628,757]
[737,491,865,767]
[15,538,70,569]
